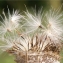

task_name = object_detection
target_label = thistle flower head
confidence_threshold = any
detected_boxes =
[0,9,22,36]
[0,7,63,63]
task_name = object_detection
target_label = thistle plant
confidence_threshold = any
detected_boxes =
[0,7,63,63]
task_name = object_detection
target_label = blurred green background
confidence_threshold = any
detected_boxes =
[0,0,63,63]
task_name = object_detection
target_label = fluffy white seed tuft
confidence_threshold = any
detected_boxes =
[23,9,44,34]
[0,10,22,36]
[43,9,63,43]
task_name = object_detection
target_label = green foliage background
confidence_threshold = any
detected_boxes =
[0,0,63,63]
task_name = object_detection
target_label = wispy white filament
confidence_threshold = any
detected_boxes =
[11,10,22,24]
[23,9,44,34]
[43,9,63,42]
[0,33,31,52]
[0,37,14,51]
[0,10,22,36]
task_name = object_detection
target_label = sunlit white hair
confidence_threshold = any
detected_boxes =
[43,8,63,43]
[0,7,63,63]
[0,32,31,52]
[22,8,44,35]
[0,9,22,36]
